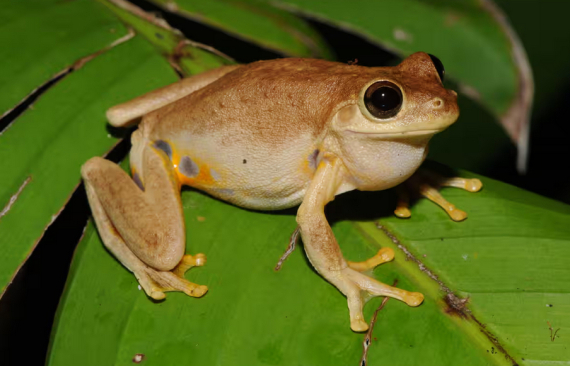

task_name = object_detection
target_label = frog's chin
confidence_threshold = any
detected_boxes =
[345,128,442,138]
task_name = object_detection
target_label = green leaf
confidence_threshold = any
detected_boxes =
[147,0,333,59]
[97,0,235,75]
[0,0,129,118]
[49,162,570,365]
[2,1,564,365]
[0,0,230,297]
[0,35,177,297]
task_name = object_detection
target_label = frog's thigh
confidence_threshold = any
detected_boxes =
[297,154,423,332]
[81,145,207,299]
[107,65,241,127]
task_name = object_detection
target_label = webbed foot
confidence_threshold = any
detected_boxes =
[136,253,208,300]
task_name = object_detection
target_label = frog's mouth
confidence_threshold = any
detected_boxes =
[346,129,441,138]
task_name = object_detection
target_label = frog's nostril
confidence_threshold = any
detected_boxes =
[431,98,443,109]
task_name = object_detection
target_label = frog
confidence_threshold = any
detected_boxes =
[81,52,481,332]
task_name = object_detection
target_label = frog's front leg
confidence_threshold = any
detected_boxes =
[297,153,424,332]
[81,142,207,300]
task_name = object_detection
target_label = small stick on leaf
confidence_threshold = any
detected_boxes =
[548,321,560,342]
[274,226,300,271]
[359,279,398,366]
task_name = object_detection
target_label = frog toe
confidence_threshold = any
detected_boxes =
[395,169,482,221]
[146,268,208,299]
[347,247,394,272]
[173,253,207,278]
[133,255,208,300]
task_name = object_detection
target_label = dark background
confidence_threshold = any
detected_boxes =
[1,0,569,364]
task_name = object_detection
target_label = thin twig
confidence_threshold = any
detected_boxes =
[0,176,32,219]
[360,280,398,366]
[274,226,300,271]
[548,321,560,342]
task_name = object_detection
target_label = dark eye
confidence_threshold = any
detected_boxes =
[428,54,445,83]
[363,81,403,119]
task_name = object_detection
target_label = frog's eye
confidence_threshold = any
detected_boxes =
[363,81,403,119]
[428,54,445,83]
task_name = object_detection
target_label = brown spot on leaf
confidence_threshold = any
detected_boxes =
[443,293,470,318]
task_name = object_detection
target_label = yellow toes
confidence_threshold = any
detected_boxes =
[448,206,467,222]
[465,178,482,192]
[140,253,208,300]
[441,177,483,192]
[404,292,424,307]
[394,206,411,218]
[395,170,482,221]
[194,253,207,266]
[378,248,395,262]
[347,248,395,272]
[173,253,207,278]
[351,318,369,333]
[152,277,208,299]
[394,186,412,218]
[184,284,208,298]
[150,290,166,301]
[420,184,469,222]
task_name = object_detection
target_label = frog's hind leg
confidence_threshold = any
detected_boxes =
[394,169,482,222]
[81,142,207,300]
[107,65,241,127]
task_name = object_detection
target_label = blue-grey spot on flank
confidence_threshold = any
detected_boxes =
[211,169,221,181]
[133,172,144,191]
[308,149,320,170]
[180,156,199,178]
[153,140,172,160]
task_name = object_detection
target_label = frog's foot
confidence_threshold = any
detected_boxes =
[136,256,208,300]
[336,248,421,332]
[395,170,482,222]
[173,253,207,278]
[337,266,424,332]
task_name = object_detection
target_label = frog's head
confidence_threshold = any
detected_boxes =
[332,52,458,138]
[328,52,459,191]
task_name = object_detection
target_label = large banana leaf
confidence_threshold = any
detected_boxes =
[48,163,570,365]
[0,0,567,365]
[147,0,332,59]
[0,0,231,298]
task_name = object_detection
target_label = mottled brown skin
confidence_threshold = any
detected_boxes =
[82,52,465,332]
[147,54,457,144]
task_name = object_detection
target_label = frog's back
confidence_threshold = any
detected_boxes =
[140,59,381,210]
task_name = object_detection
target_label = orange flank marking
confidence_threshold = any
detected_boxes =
[170,149,220,189]
[191,163,217,186]
[301,156,313,175]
